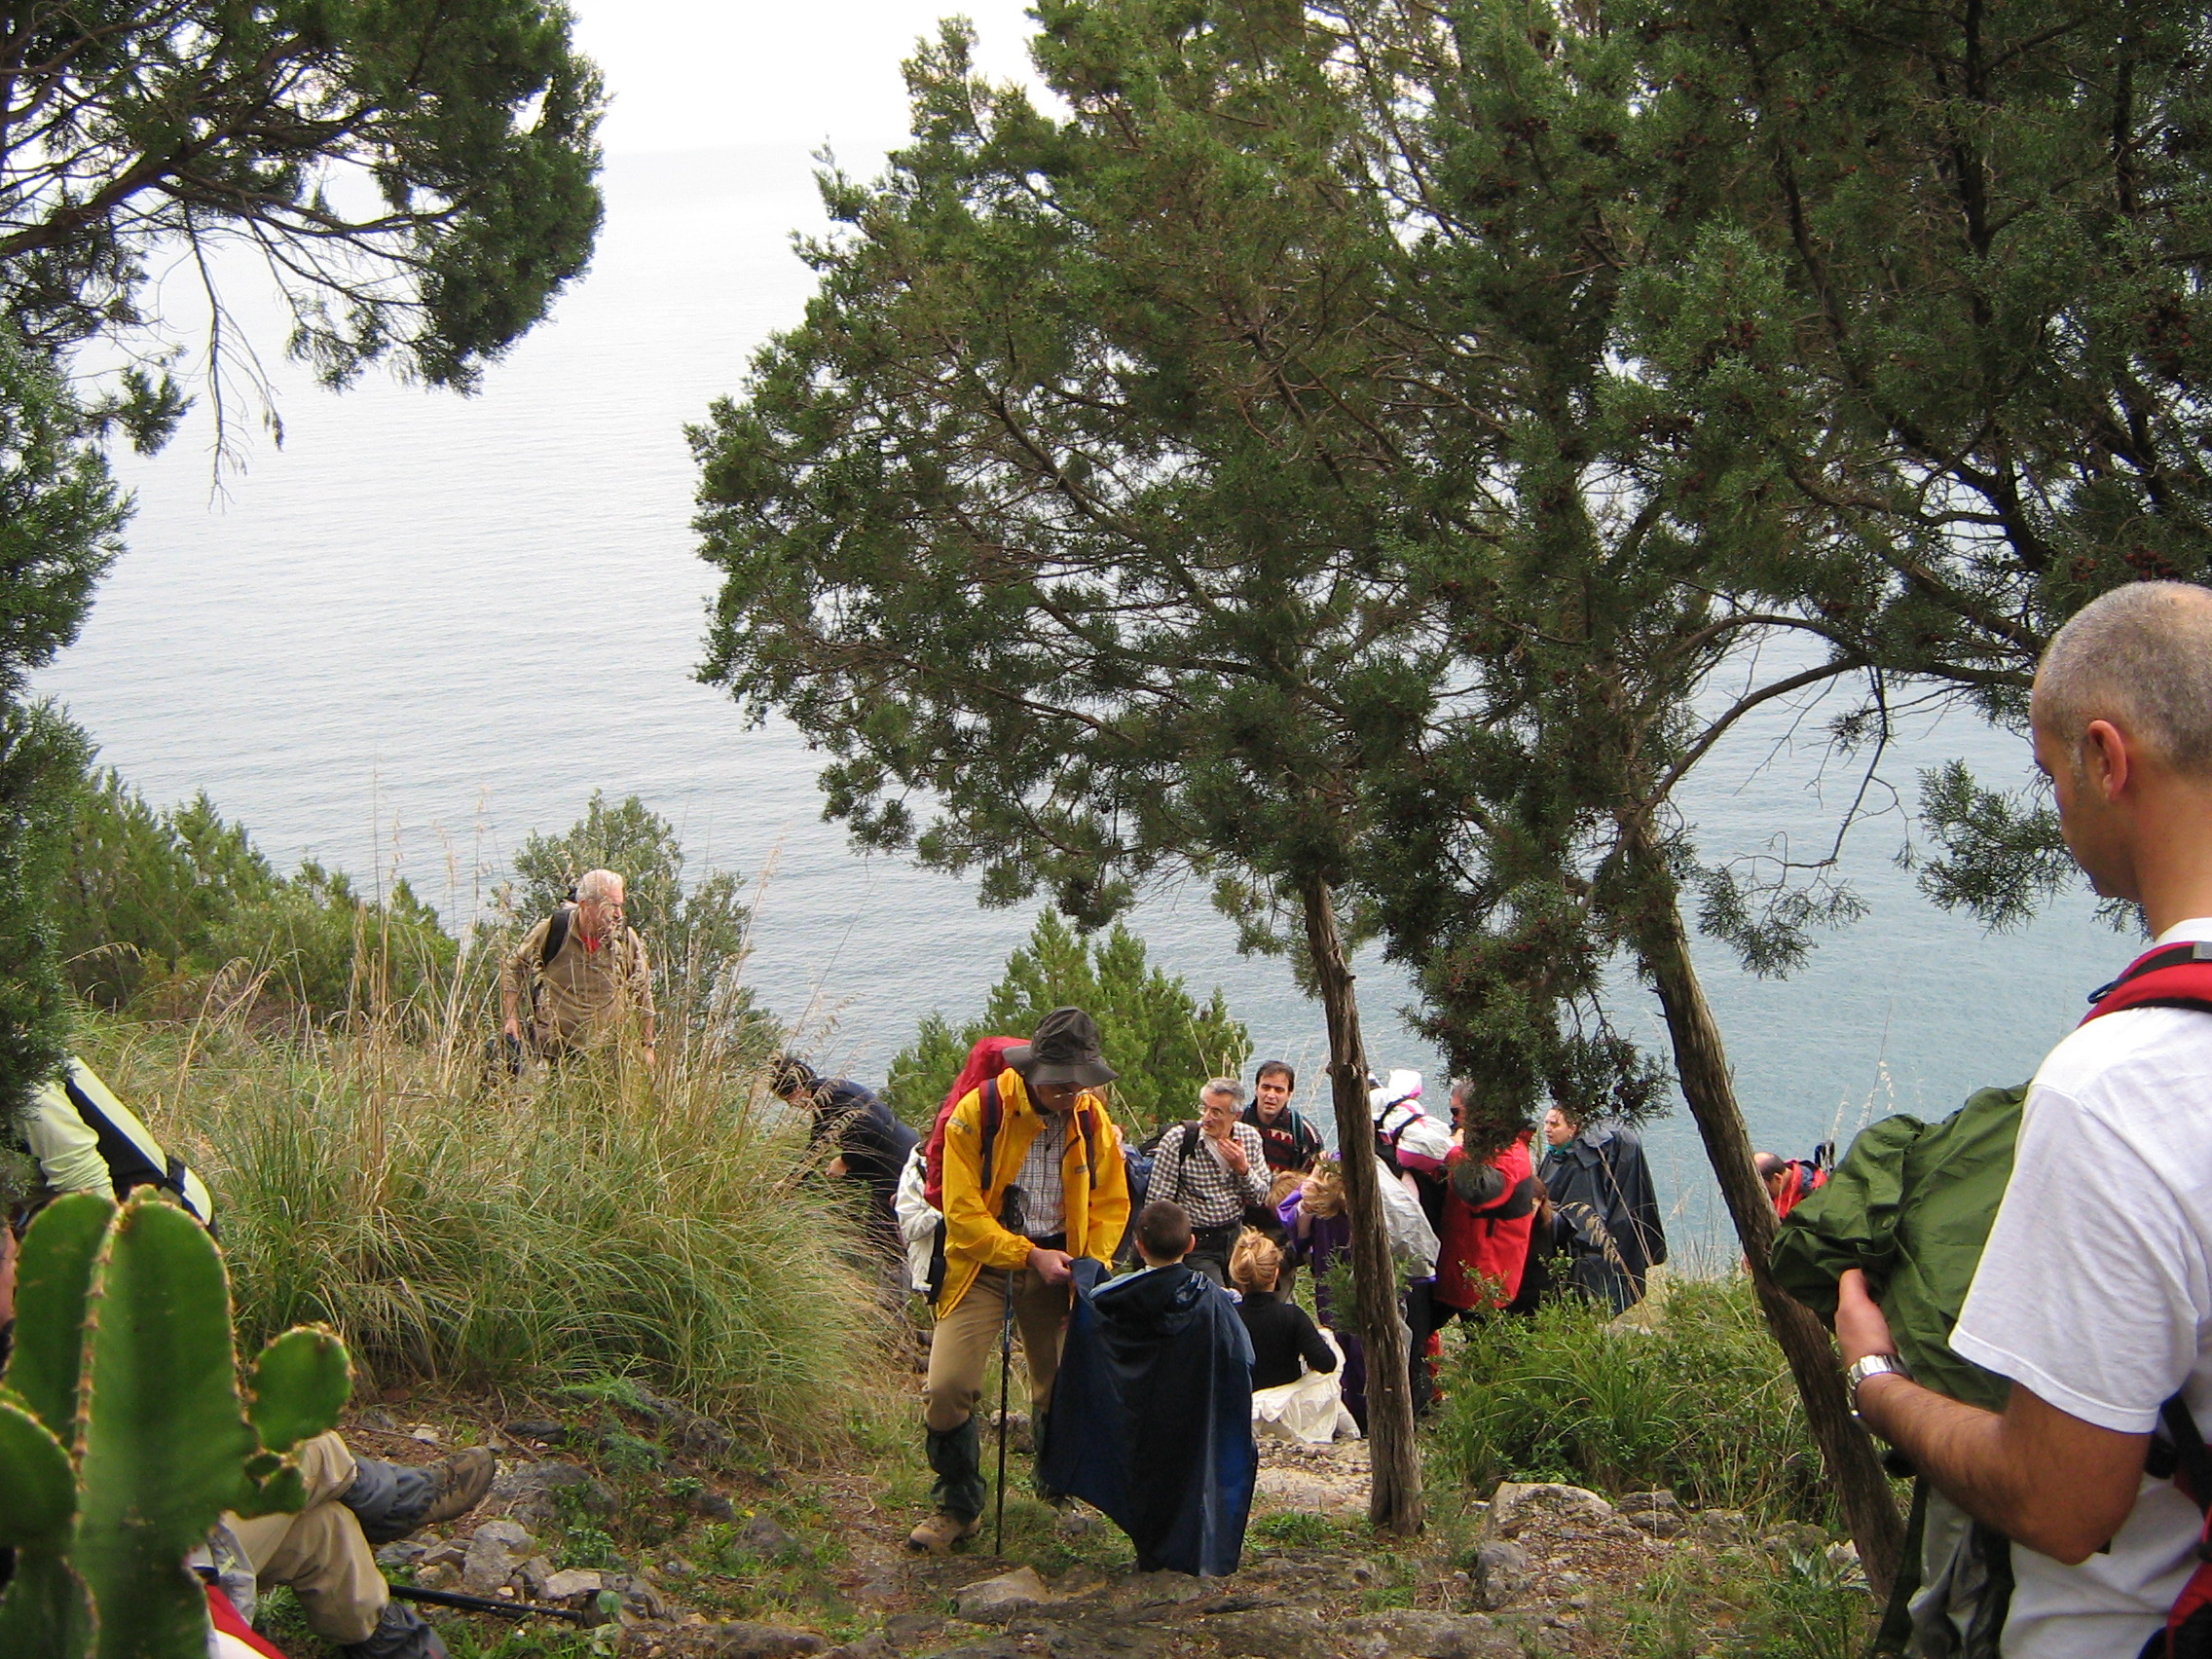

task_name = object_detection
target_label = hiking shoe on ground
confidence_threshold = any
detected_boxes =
[343,1447,498,1545]
[907,1510,981,1554]
[339,1600,448,1659]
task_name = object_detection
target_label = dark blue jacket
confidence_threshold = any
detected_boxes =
[1039,1259,1256,1576]
[1539,1124,1668,1313]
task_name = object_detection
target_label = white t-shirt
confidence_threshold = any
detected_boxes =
[1950,917,2212,1658]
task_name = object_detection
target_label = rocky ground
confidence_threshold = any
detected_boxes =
[312,1394,1862,1659]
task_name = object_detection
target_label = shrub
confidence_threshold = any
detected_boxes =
[55,768,458,1023]
[1428,1277,1831,1526]
[79,1000,877,1454]
[881,910,1248,1132]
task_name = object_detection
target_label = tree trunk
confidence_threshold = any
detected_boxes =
[1620,825,1904,1597]
[1299,873,1423,1534]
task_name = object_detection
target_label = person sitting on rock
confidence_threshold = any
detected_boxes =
[1231,1229,1353,1444]
[207,1433,496,1659]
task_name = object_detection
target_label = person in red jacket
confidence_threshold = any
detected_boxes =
[1434,1090,1542,1318]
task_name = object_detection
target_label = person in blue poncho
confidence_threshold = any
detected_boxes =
[1038,1198,1257,1576]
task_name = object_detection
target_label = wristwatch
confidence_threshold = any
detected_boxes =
[1846,1352,1911,1426]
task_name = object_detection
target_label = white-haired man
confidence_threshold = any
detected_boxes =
[1146,1078,1272,1286]
[1839,581,2212,1656]
[499,867,656,1064]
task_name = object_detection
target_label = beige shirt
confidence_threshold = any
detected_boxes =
[501,909,655,1048]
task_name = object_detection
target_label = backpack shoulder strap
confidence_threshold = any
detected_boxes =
[977,1074,1005,1193]
[540,903,572,970]
[2085,940,2212,1024]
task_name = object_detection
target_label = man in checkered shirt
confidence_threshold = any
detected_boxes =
[1146,1079,1272,1286]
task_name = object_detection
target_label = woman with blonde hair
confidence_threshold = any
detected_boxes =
[1230,1229,1354,1442]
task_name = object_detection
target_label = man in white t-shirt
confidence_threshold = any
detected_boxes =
[1836,580,2212,1658]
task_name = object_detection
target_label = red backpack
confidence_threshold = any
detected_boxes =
[1435,1132,1538,1312]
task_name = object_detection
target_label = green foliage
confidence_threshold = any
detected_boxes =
[55,768,459,1023]
[78,1005,879,1450]
[476,791,768,1044]
[882,912,1248,1132]
[0,0,605,411]
[0,334,129,1119]
[0,1192,349,1659]
[1427,1279,1830,1527]
[1599,1542,1872,1659]
[1909,760,2089,932]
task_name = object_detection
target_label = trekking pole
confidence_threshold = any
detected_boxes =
[387,1582,610,1627]
[995,1274,1015,1554]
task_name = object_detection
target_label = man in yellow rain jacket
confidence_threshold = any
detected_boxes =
[910,1006,1130,1554]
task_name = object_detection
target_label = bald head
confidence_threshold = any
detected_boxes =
[2035,581,2212,775]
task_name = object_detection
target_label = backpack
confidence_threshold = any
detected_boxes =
[1775,940,2212,1659]
[21,1056,216,1230]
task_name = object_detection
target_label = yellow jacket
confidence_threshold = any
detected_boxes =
[940,1066,1129,1316]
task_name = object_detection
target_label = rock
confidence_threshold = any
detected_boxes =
[504,1418,568,1444]
[884,1611,944,1648]
[461,1519,535,1595]
[691,1490,738,1521]
[417,1538,467,1568]
[355,1406,400,1432]
[737,1514,802,1559]
[1617,1492,1685,1537]
[956,1567,1057,1621]
[617,1622,824,1657]
[517,1554,558,1597]
[1485,1482,1614,1539]
[827,1638,898,1659]
[607,1572,670,1621]
[1759,1522,1832,1563]
[374,1539,428,1568]
[1472,1540,1533,1610]
[1340,1610,1518,1659]
[490,1458,618,1530]
[414,1561,457,1589]
[1206,1608,1334,1659]
[987,1409,1034,1454]
[1690,1507,1750,1545]
[409,1424,443,1446]
[544,1567,607,1599]
[852,1578,901,1609]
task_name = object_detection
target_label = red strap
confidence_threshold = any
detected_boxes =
[2082,941,2212,1025]
[206,1585,291,1657]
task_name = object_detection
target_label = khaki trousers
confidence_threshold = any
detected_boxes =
[225,1431,387,1644]
[924,1265,1071,1433]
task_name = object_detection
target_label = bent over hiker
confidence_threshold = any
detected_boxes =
[910,1006,1129,1554]
[498,867,656,1065]
[1837,582,2212,1658]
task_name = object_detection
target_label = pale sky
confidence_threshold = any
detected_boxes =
[565,1,1052,158]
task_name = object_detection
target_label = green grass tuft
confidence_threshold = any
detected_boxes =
[1429,1277,1831,1526]
[82,998,884,1455]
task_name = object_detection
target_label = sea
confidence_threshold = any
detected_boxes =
[34,144,2122,1253]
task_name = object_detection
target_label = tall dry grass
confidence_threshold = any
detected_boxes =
[77,958,882,1456]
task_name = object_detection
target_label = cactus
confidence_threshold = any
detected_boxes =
[0,1191,351,1659]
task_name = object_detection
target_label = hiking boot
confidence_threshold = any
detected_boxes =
[341,1447,498,1545]
[907,1509,982,1555]
[340,1600,448,1659]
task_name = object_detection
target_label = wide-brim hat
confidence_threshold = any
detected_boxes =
[1005,1005,1118,1088]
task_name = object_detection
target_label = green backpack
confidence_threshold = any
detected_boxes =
[1770,1082,2028,1658]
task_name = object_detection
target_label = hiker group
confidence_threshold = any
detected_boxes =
[764,1008,1674,1573]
